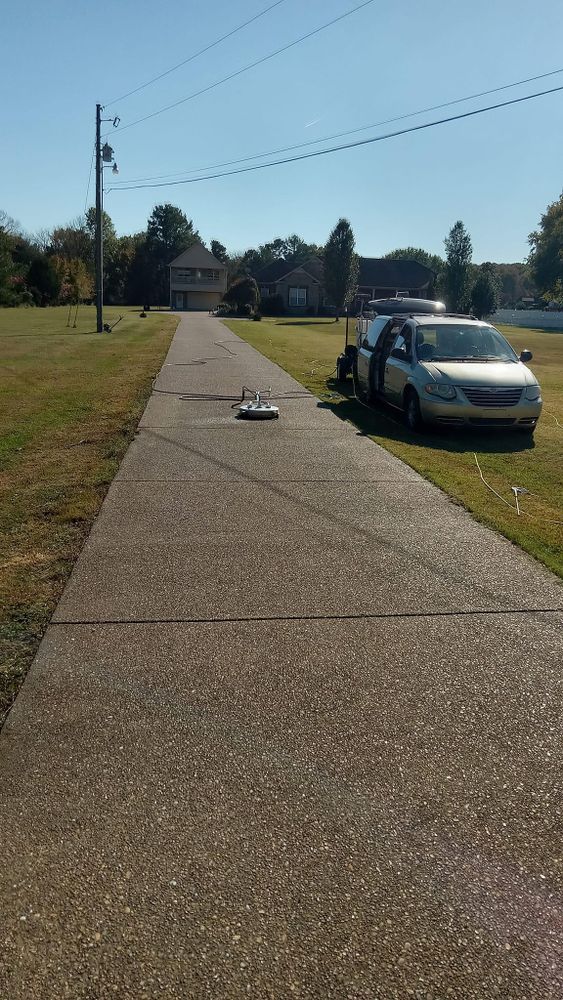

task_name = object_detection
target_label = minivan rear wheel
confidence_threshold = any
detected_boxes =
[404,389,424,432]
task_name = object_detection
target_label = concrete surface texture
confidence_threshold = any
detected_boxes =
[1,313,562,1000]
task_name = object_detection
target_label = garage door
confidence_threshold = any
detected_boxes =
[187,292,222,311]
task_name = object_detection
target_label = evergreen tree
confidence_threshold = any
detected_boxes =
[125,234,152,306]
[145,204,200,305]
[323,218,359,320]
[0,228,18,305]
[210,240,228,263]
[470,263,500,319]
[282,234,311,266]
[443,221,473,311]
[85,207,117,265]
[27,257,62,305]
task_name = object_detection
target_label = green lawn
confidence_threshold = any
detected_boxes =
[0,305,178,720]
[223,316,563,579]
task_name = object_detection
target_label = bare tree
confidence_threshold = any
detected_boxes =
[0,210,20,235]
[31,228,53,253]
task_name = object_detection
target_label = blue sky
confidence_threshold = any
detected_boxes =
[2,0,563,262]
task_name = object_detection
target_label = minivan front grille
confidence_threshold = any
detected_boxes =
[461,386,522,407]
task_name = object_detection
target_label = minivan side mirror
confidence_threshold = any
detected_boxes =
[390,347,407,361]
[520,349,533,362]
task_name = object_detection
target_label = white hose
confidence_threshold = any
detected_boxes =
[544,410,563,429]
[474,453,563,525]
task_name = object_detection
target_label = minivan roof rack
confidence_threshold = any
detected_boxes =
[412,311,477,320]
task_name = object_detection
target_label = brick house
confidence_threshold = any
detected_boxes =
[255,258,324,314]
[355,257,435,302]
[254,256,435,314]
[169,243,228,311]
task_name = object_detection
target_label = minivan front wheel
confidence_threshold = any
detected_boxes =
[404,389,424,432]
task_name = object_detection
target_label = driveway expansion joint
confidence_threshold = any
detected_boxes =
[50,607,563,627]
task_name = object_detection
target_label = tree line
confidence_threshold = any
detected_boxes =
[1,190,561,313]
[0,204,203,308]
[385,230,542,317]
[226,216,553,322]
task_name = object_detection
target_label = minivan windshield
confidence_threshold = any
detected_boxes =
[416,323,519,362]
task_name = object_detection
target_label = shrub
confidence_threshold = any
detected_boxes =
[260,293,285,316]
[224,275,259,311]
[252,312,262,322]
[237,303,253,317]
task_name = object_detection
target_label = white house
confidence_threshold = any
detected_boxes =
[169,243,228,311]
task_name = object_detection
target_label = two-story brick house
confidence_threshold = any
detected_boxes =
[169,243,227,311]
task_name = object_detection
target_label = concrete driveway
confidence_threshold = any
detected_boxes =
[1,313,562,999]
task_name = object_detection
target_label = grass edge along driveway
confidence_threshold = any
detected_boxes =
[0,306,178,722]
[223,316,563,580]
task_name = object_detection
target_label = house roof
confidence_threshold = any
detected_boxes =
[254,255,434,290]
[254,256,323,284]
[358,257,434,289]
[299,257,324,282]
[169,243,226,269]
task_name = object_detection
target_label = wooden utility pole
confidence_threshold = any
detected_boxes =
[95,104,103,333]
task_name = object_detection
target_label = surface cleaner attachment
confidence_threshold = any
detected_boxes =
[236,388,280,420]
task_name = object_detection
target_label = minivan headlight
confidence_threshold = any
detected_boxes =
[424,383,456,399]
[524,384,541,401]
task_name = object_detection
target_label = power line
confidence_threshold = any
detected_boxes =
[107,83,563,191]
[103,0,289,107]
[83,143,96,215]
[110,65,563,186]
[107,0,376,137]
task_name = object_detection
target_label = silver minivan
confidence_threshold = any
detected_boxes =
[354,305,542,434]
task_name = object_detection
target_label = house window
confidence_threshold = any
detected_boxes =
[289,286,307,307]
